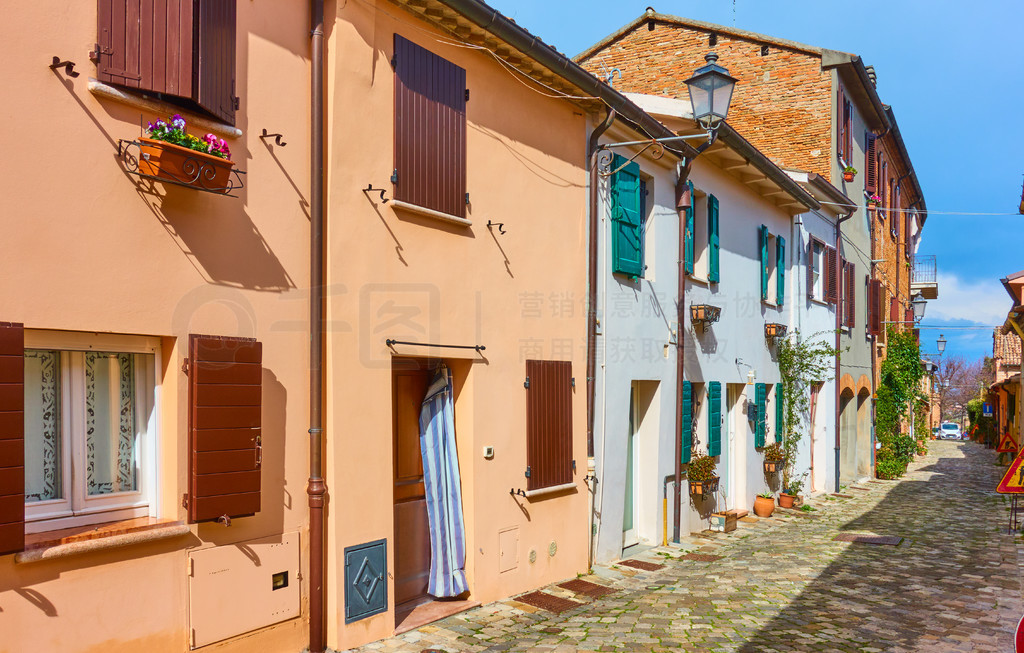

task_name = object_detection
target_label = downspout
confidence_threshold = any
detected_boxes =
[307,1,326,652]
[673,159,694,543]
[835,210,853,492]
[586,108,615,569]
[869,202,877,474]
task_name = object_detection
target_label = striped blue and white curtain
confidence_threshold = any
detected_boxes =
[419,365,468,597]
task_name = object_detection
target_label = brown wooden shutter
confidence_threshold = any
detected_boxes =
[844,100,853,162]
[836,86,845,162]
[394,34,468,219]
[0,323,24,556]
[905,212,913,260]
[845,263,856,327]
[889,297,899,323]
[525,360,573,491]
[867,278,882,336]
[195,0,237,124]
[892,184,901,239]
[95,0,143,87]
[865,134,877,193]
[904,306,915,330]
[187,334,262,523]
[825,246,838,304]
[807,239,816,300]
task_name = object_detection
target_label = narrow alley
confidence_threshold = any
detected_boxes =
[357,441,1021,652]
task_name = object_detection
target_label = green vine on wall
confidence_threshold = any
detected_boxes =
[777,330,839,491]
[875,327,925,479]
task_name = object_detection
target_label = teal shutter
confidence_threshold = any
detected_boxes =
[777,235,786,307]
[775,383,784,443]
[754,383,766,447]
[681,380,692,464]
[684,181,695,275]
[708,195,720,283]
[708,381,722,456]
[611,155,643,278]
[759,225,769,301]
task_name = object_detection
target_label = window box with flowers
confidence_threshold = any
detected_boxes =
[867,194,882,208]
[842,166,857,182]
[687,451,719,497]
[118,115,243,195]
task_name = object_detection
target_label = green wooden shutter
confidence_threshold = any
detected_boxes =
[775,383,784,443]
[759,225,769,301]
[611,155,643,278]
[776,235,786,307]
[754,383,766,448]
[684,181,695,275]
[708,195,720,283]
[681,380,692,464]
[708,381,722,456]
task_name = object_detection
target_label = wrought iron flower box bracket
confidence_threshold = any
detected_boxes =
[764,323,788,343]
[690,304,722,332]
[117,139,245,197]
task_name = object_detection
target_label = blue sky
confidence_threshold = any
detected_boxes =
[495,0,1024,362]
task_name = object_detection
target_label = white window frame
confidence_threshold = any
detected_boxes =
[690,191,710,283]
[23,331,161,533]
[810,238,826,303]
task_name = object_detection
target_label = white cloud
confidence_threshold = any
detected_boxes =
[926,272,1008,326]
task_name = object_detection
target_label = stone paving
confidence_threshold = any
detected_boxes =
[350,441,1023,652]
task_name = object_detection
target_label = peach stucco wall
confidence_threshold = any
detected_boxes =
[323,2,590,649]
[1,1,312,652]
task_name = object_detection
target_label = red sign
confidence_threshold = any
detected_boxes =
[998,432,1018,453]
[997,448,1024,494]
[1016,613,1024,652]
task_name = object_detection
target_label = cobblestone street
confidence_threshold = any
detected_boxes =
[353,441,1022,652]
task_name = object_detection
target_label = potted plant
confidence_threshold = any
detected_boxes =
[867,194,882,207]
[842,165,857,182]
[762,442,784,474]
[754,492,775,517]
[779,475,805,509]
[137,114,235,193]
[688,451,719,497]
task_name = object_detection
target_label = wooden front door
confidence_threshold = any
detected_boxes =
[392,365,431,609]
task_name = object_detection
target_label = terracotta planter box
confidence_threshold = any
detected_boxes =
[842,171,855,182]
[138,137,234,193]
[753,495,775,518]
[690,476,719,497]
[763,459,783,474]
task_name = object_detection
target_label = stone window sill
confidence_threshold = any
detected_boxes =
[16,517,189,564]
[525,482,577,499]
[391,200,472,227]
[87,78,242,140]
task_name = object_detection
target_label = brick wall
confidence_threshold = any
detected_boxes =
[579,21,834,178]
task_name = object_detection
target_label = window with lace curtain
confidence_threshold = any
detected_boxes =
[23,332,159,533]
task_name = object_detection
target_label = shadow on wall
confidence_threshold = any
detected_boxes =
[737,445,1018,652]
[50,58,296,293]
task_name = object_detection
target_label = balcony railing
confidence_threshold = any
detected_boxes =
[912,255,936,284]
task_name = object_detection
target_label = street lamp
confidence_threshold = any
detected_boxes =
[911,292,927,323]
[684,53,738,131]
[937,334,947,355]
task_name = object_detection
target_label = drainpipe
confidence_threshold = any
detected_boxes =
[834,211,853,493]
[586,108,615,569]
[869,203,877,475]
[307,1,326,651]
[673,160,693,543]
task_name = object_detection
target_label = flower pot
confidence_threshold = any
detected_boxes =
[138,137,234,193]
[763,459,783,474]
[778,493,796,509]
[690,476,719,497]
[843,171,855,182]
[753,495,775,518]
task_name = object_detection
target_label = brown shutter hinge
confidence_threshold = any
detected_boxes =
[524,376,530,389]
[525,466,531,478]
[465,88,470,102]
[182,493,190,509]
[89,42,112,62]
[181,358,190,375]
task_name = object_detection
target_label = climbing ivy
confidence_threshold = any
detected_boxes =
[777,330,838,490]
[875,327,925,478]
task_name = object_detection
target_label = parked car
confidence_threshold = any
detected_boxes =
[939,422,962,440]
